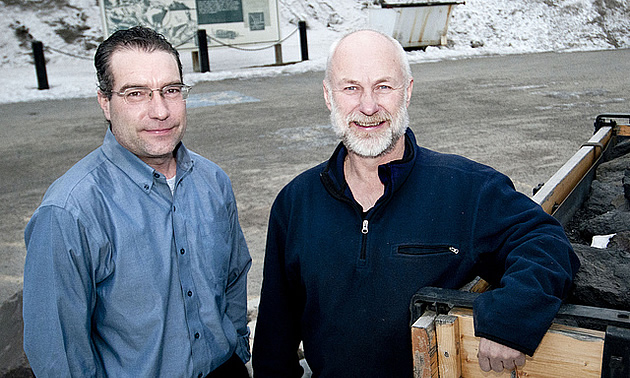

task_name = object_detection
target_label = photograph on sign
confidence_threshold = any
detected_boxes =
[196,0,243,24]
[196,0,279,47]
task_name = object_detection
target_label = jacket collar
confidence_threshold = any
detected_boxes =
[320,128,417,205]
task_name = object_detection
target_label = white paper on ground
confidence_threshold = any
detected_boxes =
[591,234,617,249]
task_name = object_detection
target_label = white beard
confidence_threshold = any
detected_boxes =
[329,95,409,158]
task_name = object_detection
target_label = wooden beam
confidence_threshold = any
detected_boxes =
[449,307,605,377]
[412,310,439,378]
[435,314,462,378]
[618,124,630,137]
[468,277,491,293]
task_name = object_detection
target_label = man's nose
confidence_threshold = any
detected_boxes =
[148,91,170,120]
[358,89,379,115]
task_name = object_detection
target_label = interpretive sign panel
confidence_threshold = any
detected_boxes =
[99,0,280,50]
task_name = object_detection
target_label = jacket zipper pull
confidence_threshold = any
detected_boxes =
[361,219,369,235]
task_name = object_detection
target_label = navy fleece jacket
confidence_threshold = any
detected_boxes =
[253,128,579,378]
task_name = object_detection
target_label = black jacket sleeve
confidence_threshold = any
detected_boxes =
[471,171,580,355]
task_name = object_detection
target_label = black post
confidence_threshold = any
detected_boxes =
[197,29,210,73]
[32,41,49,90]
[298,21,309,61]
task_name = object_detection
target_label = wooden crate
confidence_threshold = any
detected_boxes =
[412,307,606,377]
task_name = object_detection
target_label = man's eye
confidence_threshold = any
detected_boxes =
[377,85,393,91]
[164,86,181,95]
[127,90,145,97]
[343,86,359,93]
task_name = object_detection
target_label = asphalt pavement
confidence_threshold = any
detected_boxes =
[1,48,629,304]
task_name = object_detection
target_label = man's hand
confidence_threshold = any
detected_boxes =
[477,337,525,372]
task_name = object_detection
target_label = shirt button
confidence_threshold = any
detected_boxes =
[187,291,193,297]
[194,332,200,339]
[143,184,150,190]
[180,248,185,255]
[173,206,176,212]
[153,172,160,178]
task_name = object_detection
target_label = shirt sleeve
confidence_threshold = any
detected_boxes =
[252,195,305,378]
[224,198,252,363]
[471,172,581,355]
[23,205,99,376]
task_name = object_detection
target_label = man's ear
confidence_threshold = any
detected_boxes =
[97,90,111,121]
[405,78,414,107]
[323,80,332,111]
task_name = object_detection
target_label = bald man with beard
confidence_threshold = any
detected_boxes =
[252,29,579,377]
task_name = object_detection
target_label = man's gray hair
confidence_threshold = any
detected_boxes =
[323,29,412,86]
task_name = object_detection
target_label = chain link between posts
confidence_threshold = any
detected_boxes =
[200,27,299,51]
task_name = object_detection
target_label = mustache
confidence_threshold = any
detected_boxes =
[346,110,393,126]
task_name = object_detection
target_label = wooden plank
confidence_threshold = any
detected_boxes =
[435,314,462,378]
[468,278,491,293]
[532,126,612,214]
[412,310,439,378]
[449,307,605,377]
[618,124,630,136]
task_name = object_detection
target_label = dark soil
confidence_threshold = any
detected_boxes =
[563,138,630,311]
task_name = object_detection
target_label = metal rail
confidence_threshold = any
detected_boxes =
[411,286,630,331]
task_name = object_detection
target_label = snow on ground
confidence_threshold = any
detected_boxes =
[1,0,630,105]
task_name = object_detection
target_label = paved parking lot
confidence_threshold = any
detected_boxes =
[1,48,629,304]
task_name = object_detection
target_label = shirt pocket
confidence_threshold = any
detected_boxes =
[197,220,232,282]
[199,219,231,243]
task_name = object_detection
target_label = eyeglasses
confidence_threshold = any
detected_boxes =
[108,84,191,104]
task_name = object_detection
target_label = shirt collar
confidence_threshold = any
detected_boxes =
[101,128,193,193]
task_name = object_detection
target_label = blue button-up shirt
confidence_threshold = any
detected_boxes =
[23,129,251,377]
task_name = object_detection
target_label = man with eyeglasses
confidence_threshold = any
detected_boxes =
[23,26,251,378]
[252,29,580,377]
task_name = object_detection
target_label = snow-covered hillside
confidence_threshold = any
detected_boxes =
[2,0,630,68]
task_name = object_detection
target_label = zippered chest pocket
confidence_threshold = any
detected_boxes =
[395,244,460,257]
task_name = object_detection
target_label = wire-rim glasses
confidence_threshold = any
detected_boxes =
[107,84,191,104]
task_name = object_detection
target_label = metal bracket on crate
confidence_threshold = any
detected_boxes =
[594,113,630,132]
[410,286,470,321]
[602,326,630,378]
[581,141,605,151]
